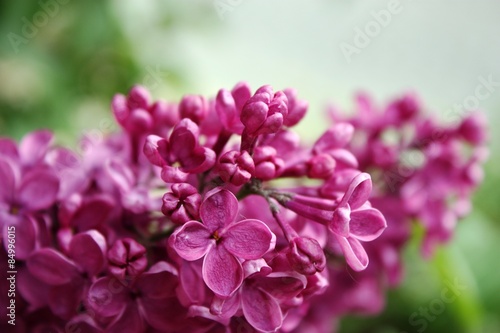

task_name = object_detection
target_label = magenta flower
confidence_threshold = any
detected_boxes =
[144,118,216,183]
[241,85,288,136]
[217,150,255,186]
[87,261,179,333]
[215,81,251,134]
[169,188,276,297]
[162,183,201,224]
[25,230,107,319]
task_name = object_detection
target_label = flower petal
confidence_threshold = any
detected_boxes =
[19,129,53,166]
[69,230,107,276]
[71,195,114,230]
[27,248,79,285]
[342,172,372,210]
[223,219,275,259]
[200,188,239,231]
[143,135,169,167]
[136,261,178,299]
[202,246,243,297]
[0,157,16,202]
[169,221,212,261]
[241,283,282,332]
[336,236,369,271]
[18,168,59,211]
[349,208,387,242]
[87,276,128,318]
[106,303,144,333]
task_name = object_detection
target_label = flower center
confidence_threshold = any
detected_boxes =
[212,230,221,242]
[9,205,20,216]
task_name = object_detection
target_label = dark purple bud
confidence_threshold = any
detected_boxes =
[241,85,288,136]
[457,113,487,145]
[253,146,284,180]
[307,153,336,179]
[162,183,201,224]
[217,150,255,186]
[287,237,326,275]
[179,94,208,124]
[283,88,308,127]
[108,238,147,283]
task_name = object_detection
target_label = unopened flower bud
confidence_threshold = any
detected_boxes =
[287,237,326,275]
[179,94,208,124]
[253,146,284,180]
[217,150,255,186]
[241,85,288,136]
[108,238,147,283]
[162,183,201,224]
[307,153,336,179]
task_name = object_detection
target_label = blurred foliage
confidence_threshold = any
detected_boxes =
[0,1,498,333]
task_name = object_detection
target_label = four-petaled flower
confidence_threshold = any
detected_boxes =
[169,188,276,297]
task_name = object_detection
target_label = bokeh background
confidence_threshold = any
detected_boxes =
[1,1,499,332]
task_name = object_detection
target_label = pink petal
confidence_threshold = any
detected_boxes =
[18,169,59,211]
[106,303,144,333]
[241,283,283,332]
[241,101,268,134]
[19,129,53,166]
[202,246,243,297]
[136,261,178,299]
[349,208,387,242]
[256,272,307,303]
[71,196,114,230]
[177,260,205,306]
[0,157,15,202]
[232,81,252,112]
[160,165,189,183]
[66,314,103,333]
[313,123,354,152]
[143,135,169,167]
[27,248,79,285]
[18,268,49,310]
[200,188,239,232]
[342,172,372,210]
[169,118,199,161]
[139,297,187,332]
[69,230,107,276]
[336,236,369,271]
[181,146,216,173]
[328,148,359,168]
[0,138,19,160]
[169,221,213,261]
[330,204,351,237]
[87,276,128,317]
[223,219,275,259]
[210,293,240,318]
[48,282,83,319]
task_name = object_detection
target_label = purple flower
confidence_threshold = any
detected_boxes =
[169,188,276,297]
[143,118,216,182]
[217,150,255,186]
[87,261,179,333]
[215,81,251,134]
[241,85,288,136]
[162,183,201,224]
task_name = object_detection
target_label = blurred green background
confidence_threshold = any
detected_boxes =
[0,1,499,332]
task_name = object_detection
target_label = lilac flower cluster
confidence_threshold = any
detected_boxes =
[0,83,485,333]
